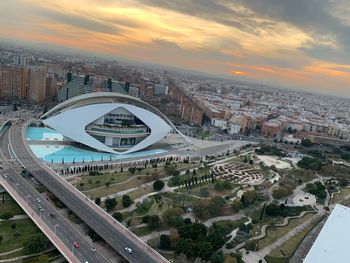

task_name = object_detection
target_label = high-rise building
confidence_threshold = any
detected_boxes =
[28,68,47,103]
[13,55,30,66]
[154,83,168,96]
[46,73,57,101]
[0,65,30,100]
[0,65,50,103]
[57,74,128,102]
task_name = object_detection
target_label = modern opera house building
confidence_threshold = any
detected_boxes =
[41,92,178,154]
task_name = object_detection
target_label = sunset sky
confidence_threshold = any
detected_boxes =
[1,0,350,96]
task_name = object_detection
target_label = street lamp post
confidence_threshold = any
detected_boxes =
[54,224,59,235]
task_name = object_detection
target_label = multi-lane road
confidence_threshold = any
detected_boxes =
[8,121,169,263]
[0,125,109,263]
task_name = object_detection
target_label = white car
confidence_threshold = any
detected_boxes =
[90,247,96,252]
[124,247,133,254]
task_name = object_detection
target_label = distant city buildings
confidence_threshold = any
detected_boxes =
[0,47,349,146]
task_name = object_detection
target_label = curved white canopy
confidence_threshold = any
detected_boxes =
[43,103,172,154]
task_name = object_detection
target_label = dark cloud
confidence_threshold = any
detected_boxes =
[137,0,350,63]
[234,0,350,62]
[137,0,276,35]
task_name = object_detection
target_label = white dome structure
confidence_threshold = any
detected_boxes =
[41,92,180,154]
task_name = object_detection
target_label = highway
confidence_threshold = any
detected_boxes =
[9,121,169,263]
[0,126,109,263]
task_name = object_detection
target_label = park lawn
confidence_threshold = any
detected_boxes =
[0,219,40,253]
[77,165,168,190]
[224,255,238,263]
[191,128,212,138]
[0,248,23,260]
[187,183,234,198]
[84,174,157,199]
[268,215,324,259]
[0,197,24,215]
[331,187,350,204]
[77,172,131,190]
[258,213,314,249]
[211,217,250,235]
[264,256,288,263]
[148,199,171,216]
[132,226,153,237]
[128,186,155,200]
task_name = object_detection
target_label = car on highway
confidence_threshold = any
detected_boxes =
[39,208,44,212]
[73,242,80,248]
[50,213,56,218]
[36,198,41,203]
[124,247,133,254]
[90,247,96,252]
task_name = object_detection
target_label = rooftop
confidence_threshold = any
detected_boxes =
[304,204,350,263]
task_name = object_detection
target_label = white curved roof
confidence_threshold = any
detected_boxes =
[43,103,172,154]
[42,92,179,132]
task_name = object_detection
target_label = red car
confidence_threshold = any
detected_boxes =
[73,242,80,248]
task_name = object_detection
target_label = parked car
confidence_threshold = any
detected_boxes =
[73,242,80,248]
[124,247,133,254]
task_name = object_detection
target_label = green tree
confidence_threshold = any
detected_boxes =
[241,190,258,207]
[178,223,207,240]
[23,233,48,254]
[245,239,258,251]
[232,200,243,212]
[174,238,194,257]
[301,138,313,147]
[210,251,225,263]
[122,195,132,207]
[105,181,111,187]
[148,215,161,229]
[105,197,117,211]
[214,180,232,192]
[95,197,101,205]
[0,212,13,220]
[265,203,281,216]
[208,196,225,217]
[159,234,171,250]
[162,207,184,227]
[206,230,226,250]
[153,180,165,191]
[272,185,293,199]
[112,212,123,222]
[195,241,214,261]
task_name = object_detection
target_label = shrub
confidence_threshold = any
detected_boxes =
[122,195,132,207]
[112,212,123,222]
[153,180,165,191]
[0,212,13,220]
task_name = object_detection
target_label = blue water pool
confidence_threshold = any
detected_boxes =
[27,127,167,163]
[29,145,167,163]
[27,127,65,141]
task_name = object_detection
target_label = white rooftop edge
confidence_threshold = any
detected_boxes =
[304,204,350,263]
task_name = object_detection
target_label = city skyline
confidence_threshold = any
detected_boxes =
[0,0,350,97]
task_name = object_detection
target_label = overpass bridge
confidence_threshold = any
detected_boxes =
[0,125,109,263]
[9,121,169,263]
